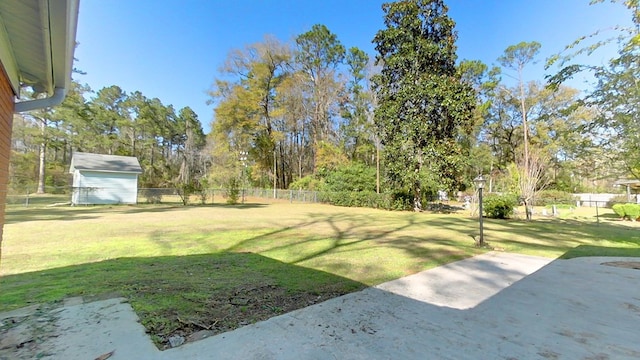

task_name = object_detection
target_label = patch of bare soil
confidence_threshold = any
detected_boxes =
[154,284,350,350]
[0,285,359,355]
[601,261,640,270]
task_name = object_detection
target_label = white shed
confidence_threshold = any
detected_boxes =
[69,152,143,205]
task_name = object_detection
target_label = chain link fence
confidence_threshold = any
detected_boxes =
[137,188,323,205]
[5,187,325,207]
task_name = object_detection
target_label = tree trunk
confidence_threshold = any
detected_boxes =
[37,119,46,194]
[37,143,46,194]
[524,198,532,221]
[376,136,380,194]
[413,183,422,212]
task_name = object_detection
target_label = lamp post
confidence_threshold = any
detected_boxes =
[240,151,248,203]
[474,175,486,247]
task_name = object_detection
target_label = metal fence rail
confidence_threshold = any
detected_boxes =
[8,187,637,208]
[5,187,326,206]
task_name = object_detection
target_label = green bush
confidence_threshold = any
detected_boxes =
[318,190,413,211]
[623,203,640,220]
[324,163,376,193]
[225,178,240,205]
[534,190,577,206]
[612,203,626,218]
[483,193,518,219]
[289,175,325,191]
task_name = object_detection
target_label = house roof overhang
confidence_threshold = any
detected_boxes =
[0,0,80,112]
[614,179,640,189]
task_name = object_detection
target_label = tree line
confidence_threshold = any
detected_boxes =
[10,0,638,211]
[11,83,206,194]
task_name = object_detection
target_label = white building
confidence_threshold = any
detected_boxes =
[69,152,143,205]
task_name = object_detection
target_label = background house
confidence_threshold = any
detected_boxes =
[70,152,143,205]
[0,1,79,254]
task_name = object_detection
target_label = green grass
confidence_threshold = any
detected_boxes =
[1,201,639,347]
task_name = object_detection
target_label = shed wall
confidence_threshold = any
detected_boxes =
[72,171,139,205]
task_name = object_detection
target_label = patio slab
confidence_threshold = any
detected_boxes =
[4,252,639,359]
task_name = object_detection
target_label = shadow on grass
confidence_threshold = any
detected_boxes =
[221,210,482,285]
[0,252,365,349]
[4,202,269,223]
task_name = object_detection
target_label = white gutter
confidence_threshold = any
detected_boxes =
[13,0,79,113]
[14,86,67,112]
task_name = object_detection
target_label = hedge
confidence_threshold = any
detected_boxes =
[611,203,640,221]
[483,193,518,219]
[533,190,578,206]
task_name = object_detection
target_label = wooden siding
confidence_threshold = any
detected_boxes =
[0,62,15,249]
[71,170,139,205]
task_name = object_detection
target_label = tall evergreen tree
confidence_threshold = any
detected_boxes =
[372,0,476,211]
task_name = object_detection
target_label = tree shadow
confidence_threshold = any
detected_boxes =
[0,252,366,349]
[4,202,269,223]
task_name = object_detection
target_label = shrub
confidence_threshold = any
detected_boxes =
[533,190,577,206]
[289,175,324,191]
[318,190,412,211]
[141,189,163,204]
[623,203,640,220]
[612,203,626,218]
[225,178,240,205]
[483,193,518,219]
[324,163,376,193]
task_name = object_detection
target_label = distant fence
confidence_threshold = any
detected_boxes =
[5,187,640,208]
[5,187,325,206]
[137,188,322,205]
[574,193,639,208]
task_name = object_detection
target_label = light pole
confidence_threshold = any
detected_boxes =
[474,175,486,247]
[240,151,248,203]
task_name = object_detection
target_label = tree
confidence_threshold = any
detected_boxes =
[372,0,476,211]
[458,59,500,189]
[90,85,129,155]
[295,24,346,167]
[547,1,640,180]
[175,107,206,204]
[210,36,292,188]
[341,47,382,195]
[497,41,541,219]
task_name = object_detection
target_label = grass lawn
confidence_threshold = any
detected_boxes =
[1,198,639,348]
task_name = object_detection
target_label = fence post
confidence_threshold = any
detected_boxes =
[290,190,293,203]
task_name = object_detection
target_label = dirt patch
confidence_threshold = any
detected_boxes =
[151,284,350,350]
[0,285,353,357]
[601,261,640,270]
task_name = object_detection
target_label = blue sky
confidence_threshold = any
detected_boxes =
[74,0,631,133]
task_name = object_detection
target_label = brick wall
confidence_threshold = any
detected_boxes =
[0,62,15,260]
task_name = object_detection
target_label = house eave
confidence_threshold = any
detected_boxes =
[0,0,80,109]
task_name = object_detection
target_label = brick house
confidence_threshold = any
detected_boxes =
[0,1,79,261]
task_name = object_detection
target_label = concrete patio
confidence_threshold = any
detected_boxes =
[3,252,639,359]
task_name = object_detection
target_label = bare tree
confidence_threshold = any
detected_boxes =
[517,148,550,220]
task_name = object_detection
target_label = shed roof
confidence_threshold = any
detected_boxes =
[69,152,143,174]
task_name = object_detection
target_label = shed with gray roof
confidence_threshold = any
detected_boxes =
[69,152,143,205]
